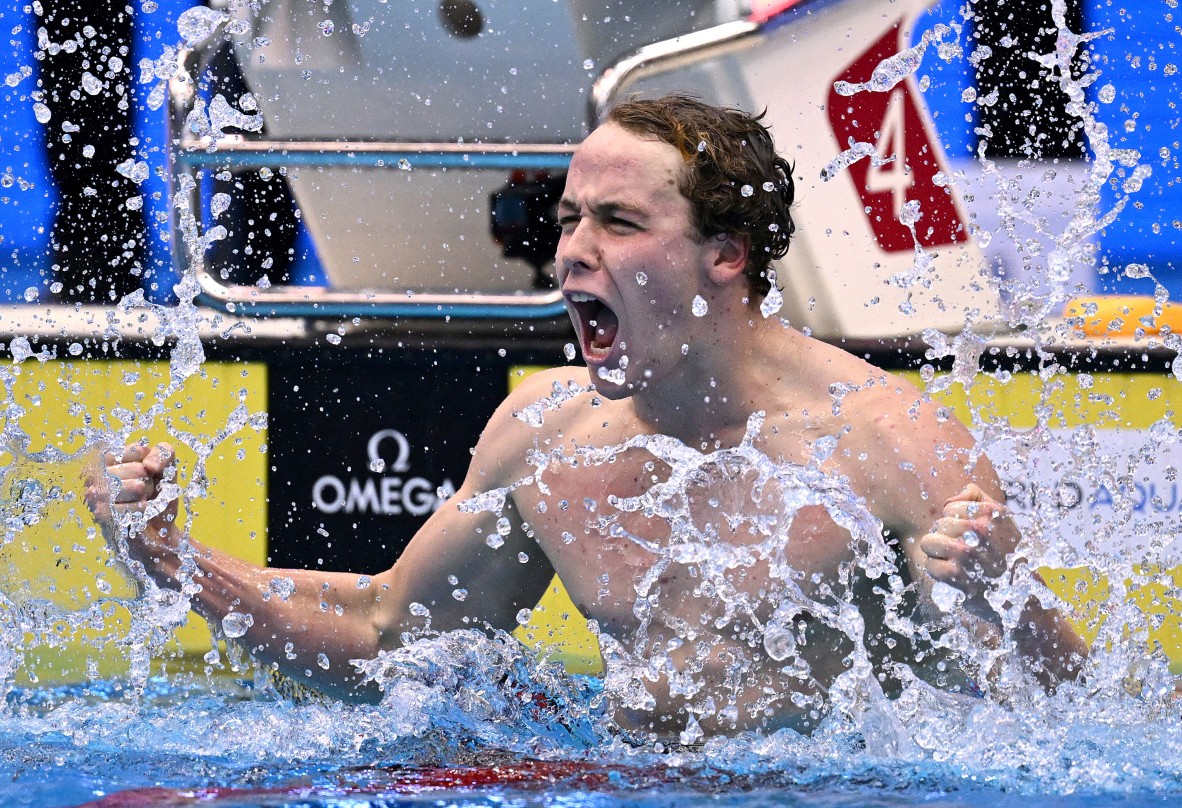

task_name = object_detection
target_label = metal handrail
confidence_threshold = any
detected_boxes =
[167,47,572,320]
[589,0,822,122]
[590,20,760,124]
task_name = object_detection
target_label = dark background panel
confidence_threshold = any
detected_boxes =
[265,346,556,571]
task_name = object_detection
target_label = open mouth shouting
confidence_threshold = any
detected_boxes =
[566,292,620,364]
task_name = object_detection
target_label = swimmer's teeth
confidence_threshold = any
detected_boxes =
[569,293,597,303]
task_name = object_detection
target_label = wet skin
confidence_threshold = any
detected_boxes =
[87,125,1088,737]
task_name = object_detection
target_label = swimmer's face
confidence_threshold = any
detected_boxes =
[556,123,724,397]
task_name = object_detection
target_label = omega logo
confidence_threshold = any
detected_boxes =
[312,428,456,517]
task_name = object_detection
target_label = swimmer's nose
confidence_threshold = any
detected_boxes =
[557,218,599,280]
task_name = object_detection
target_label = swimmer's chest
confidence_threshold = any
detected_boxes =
[514,443,862,620]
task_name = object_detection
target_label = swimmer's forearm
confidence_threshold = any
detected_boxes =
[1012,598,1089,688]
[139,535,398,702]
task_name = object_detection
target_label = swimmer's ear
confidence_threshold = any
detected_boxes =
[705,232,749,286]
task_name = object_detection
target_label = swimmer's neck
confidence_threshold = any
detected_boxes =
[628,309,807,447]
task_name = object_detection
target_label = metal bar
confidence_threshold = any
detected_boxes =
[194,272,569,320]
[589,20,759,125]
[166,51,574,321]
[587,0,841,124]
[174,142,574,172]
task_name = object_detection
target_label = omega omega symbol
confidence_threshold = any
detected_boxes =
[367,429,411,473]
[312,428,456,517]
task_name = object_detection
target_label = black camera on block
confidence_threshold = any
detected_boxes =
[490,170,565,290]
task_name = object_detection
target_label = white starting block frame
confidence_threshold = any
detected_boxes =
[169,0,1000,338]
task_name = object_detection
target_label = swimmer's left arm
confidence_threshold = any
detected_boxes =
[918,483,1089,688]
[855,381,1088,688]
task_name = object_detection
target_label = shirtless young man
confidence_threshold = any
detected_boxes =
[88,96,1087,736]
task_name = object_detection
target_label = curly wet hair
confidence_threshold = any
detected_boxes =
[606,94,796,298]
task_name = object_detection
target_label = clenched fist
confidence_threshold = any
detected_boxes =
[84,441,181,564]
[918,483,1021,620]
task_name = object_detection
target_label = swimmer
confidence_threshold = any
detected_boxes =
[86,96,1087,736]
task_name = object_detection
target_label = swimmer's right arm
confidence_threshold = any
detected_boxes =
[85,384,561,702]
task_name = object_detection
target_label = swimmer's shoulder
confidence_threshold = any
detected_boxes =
[483,366,599,438]
[463,367,596,488]
[505,365,594,400]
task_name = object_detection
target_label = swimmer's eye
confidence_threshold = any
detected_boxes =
[557,212,641,234]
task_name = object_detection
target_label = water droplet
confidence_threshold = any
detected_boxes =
[115,158,150,184]
[177,6,229,47]
[681,343,690,355]
[210,192,232,218]
[81,71,102,95]
[356,575,371,589]
[898,199,921,227]
[33,102,51,124]
[760,286,784,319]
[1098,83,1116,104]
[740,184,754,197]
[203,649,220,665]
[317,653,330,669]
[516,608,533,625]
[369,457,386,473]
[596,366,626,385]
[635,271,648,286]
[326,333,342,345]
[398,159,412,171]
[452,588,468,601]
[268,577,296,601]
[563,342,577,361]
[318,19,335,36]
[221,611,254,638]
[691,295,709,317]
[23,286,38,302]
[764,628,796,661]
[762,181,775,192]
[930,581,964,613]
[582,58,595,70]
[409,602,430,617]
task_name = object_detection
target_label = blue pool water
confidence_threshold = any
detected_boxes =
[0,630,1179,808]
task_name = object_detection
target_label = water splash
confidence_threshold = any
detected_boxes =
[355,629,606,751]
[833,24,952,96]
[176,6,229,49]
[460,413,978,741]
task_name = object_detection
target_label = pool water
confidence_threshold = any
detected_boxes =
[0,629,1179,808]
